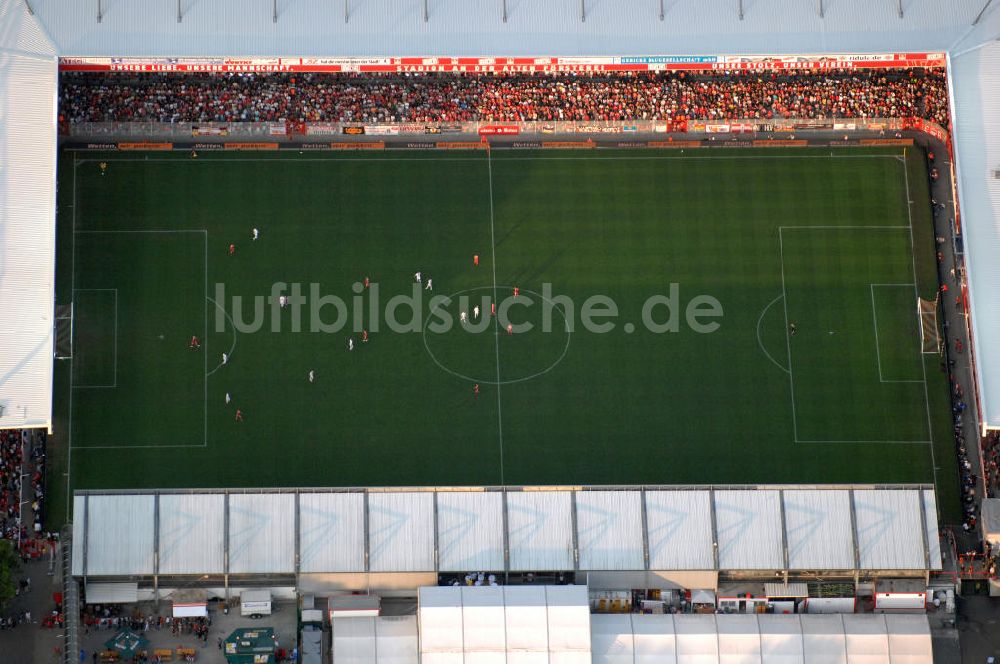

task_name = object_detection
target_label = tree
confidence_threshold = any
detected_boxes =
[0,540,20,612]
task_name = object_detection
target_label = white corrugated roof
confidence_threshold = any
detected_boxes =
[506,490,574,572]
[85,494,155,575]
[19,0,989,58]
[228,492,295,574]
[853,490,926,570]
[575,491,644,571]
[645,490,714,571]
[437,491,504,572]
[951,42,1000,430]
[368,491,435,572]
[299,491,366,573]
[783,490,854,570]
[158,493,225,574]
[0,0,56,431]
[715,490,784,570]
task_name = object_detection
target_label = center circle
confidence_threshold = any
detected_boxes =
[422,286,572,385]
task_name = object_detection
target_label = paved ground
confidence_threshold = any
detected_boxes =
[0,557,65,664]
[76,600,299,663]
[956,594,1000,664]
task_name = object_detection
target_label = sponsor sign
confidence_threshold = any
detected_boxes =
[436,141,486,149]
[84,142,118,150]
[402,142,436,149]
[342,126,366,135]
[329,142,385,150]
[541,141,593,149]
[648,140,701,148]
[478,125,520,136]
[364,126,400,136]
[705,124,731,134]
[191,142,225,150]
[118,142,172,151]
[752,139,808,147]
[510,141,543,148]
[299,143,332,150]
[305,123,339,135]
[860,138,914,146]
[224,142,280,150]
[438,124,464,134]
[268,123,287,136]
[192,126,229,137]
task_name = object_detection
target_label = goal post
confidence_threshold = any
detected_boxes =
[918,295,941,355]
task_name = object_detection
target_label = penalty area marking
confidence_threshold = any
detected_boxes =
[70,229,209,450]
[422,285,572,386]
[779,225,931,445]
[756,294,790,375]
[205,296,238,377]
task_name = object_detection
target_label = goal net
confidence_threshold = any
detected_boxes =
[54,303,73,359]
[918,296,941,354]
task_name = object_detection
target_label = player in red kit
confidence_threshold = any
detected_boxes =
[229,243,235,255]
[507,323,513,335]
[362,330,369,343]
[189,336,200,349]
[473,383,480,396]
[491,302,496,316]
[473,254,479,266]
[513,286,519,297]
[364,276,370,289]
[235,409,244,422]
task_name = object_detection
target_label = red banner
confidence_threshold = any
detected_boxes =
[58,53,946,74]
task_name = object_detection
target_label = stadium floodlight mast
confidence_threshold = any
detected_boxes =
[177,0,182,23]
[424,0,429,22]
[581,0,585,22]
[96,0,102,22]
[659,0,664,21]
[897,0,904,19]
[737,0,744,20]
[273,0,278,22]
[817,0,824,18]
[502,0,507,23]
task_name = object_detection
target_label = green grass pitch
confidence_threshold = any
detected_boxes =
[48,147,960,525]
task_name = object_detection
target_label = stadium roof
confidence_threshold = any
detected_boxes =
[16,0,1000,57]
[70,487,942,578]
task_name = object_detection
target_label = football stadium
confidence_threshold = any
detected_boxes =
[3,0,1000,662]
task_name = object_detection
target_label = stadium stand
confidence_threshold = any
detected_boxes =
[58,69,950,125]
[0,429,50,555]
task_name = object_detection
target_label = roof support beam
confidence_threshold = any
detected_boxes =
[345,0,349,23]
[973,0,995,25]
[177,0,182,23]
[709,489,720,571]
[570,490,580,570]
[581,0,586,22]
[501,489,510,578]
[640,489,650,570]
[659,0,664,20]
[779,489,790,579]
[897,0,904,18]
[424,0,429,22]
[96,0,102,23]
[273,0,277,23]
[502,0,507,23]
[818,0,824,18]
[738,0,744,20]
[848,489,861,575]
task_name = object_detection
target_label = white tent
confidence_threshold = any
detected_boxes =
[331,615,418,664]
[590,613,932,664]
[418,585,591,663]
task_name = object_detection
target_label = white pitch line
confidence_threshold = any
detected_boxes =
[66,159,77,518]
[756,294,791,375]
[870,284,924,384]
[777,228,799,442]
[487,149,505,486]
[74,153,906,164]
[901,151,940,489]
[205,296,238,378]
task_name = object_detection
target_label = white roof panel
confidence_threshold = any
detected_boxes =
[715,490,784,570]
[504,586,549,653]
[419,586,465,655]
[71,494,86,576]
[85,494,155,575]
[368,492,435,572]
[0,47,56,431]
[378,615,419,664]
[801,615,848,664]
[26,0,982,58]
[545,585,591,654]
[884,615,932,664]
[299,492,365,573]
[158,493,225,574]
[922,490,942,571]
[333,616,377,664]
[228,492,295,574]
[951,42,1000,430]
[674,614,719,664]
[633,614,677,664]
[759,615,804,664]
[716,614,762,664]
[506,491,573,572]
[576,491,644,571]
[437,491,504,572]
[843,614,889,664]
[462,586,506,656]
[853,490,926,570]
[645,490,714,570]
[591,614,634,664]
[783,490,854,570]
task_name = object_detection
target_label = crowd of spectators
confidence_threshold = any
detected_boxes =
[984,431,1000,497]
[0,429,49,555]
[58,68,950,126]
